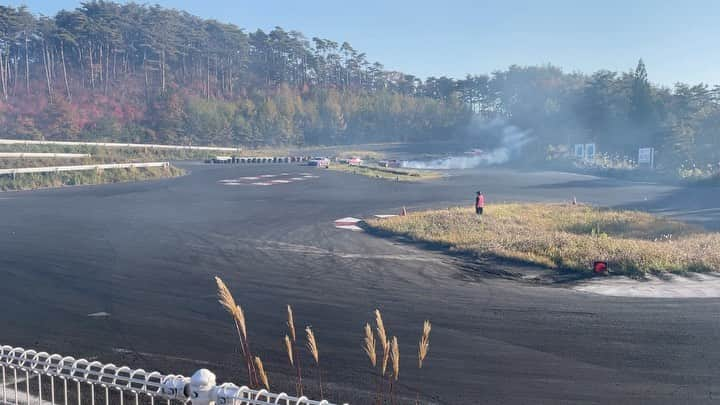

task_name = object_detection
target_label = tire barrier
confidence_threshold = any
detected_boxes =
[205,156,309,164]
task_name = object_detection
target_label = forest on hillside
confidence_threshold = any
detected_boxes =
[0,1,469,147]
[1,1,719,173]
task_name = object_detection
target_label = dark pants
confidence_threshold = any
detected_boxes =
[476,206,483,215]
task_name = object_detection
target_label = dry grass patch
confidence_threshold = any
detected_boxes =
[0,165,184,191]
[328,163,442,182]
[335,150,386,161]
[367,203,720,276]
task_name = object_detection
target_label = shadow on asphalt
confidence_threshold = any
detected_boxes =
[361,223,592,285]
[614,185,720,230]
[523,178,644,189]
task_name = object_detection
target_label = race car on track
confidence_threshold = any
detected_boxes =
[347,157,364,166]
[379,159,401,168]
[308,157,330,168]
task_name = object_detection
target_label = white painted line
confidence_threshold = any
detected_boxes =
[251,182,274,186]
[335,224,364,231]
[270,179,291,183]
[334,217,362,223]
[374,214,399,219]
[259,174,277,178]
[290,177,305,181]
[239,176,260,180]
[87,311,111,317]
[218,179,246,185]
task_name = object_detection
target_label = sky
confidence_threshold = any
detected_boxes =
[11,0,720,87]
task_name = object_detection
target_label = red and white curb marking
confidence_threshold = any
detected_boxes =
[334,217,363,231]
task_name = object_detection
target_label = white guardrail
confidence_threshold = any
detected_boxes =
[1,345,339,405]
[0,139,241,152]
[0,153,91,159]
[0,162,170,177]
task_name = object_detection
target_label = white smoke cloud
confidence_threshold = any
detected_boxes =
[402,121,533,170]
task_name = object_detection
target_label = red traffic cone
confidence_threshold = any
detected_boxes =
[593,261,608,274]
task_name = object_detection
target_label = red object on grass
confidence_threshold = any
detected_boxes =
[593,261,608,274]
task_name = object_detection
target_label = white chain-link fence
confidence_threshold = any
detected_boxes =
[1,345,339,405]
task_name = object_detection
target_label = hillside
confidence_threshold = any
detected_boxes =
[0,2,469,146]
[1,2,719,178]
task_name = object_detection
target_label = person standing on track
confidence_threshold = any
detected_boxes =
[475,191,485,215]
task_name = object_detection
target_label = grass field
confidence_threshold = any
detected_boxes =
[328,163,442,182]
[334,149,387,161]
[0,157,89,169]
[0,165,184,191]
[0,143,189,190]
[367,203,720,276]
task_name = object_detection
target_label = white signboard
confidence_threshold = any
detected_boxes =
[638,147,655,169]
[584,143,596,160]
[574,144,585,159]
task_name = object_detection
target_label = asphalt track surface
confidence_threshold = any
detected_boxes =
[1,163,720,404]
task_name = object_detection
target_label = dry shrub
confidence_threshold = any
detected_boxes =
[375,309,390,376]
[363,323,377,367]
[255,356,270,390]
[390,337,399,381]
[287,305,296,342]
[367,203,720,275]
[285,335,294,366]
[418,321,431,369]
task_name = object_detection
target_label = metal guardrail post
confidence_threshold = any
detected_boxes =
[186,369,215,404]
